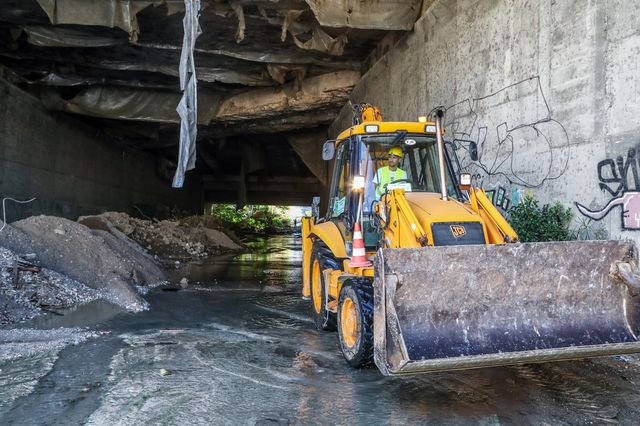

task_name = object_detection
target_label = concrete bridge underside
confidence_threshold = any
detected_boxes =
[1,0,430,214]
[1,0,639,238]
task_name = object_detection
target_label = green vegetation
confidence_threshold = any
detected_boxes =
[508,196,573,242]
[208,204,292,234]
[507,195,608,242]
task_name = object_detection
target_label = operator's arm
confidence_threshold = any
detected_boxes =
[372,169,381,197]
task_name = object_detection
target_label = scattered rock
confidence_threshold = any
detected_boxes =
[293,352,319,370]
[159,368,172,376]
[180,277,188,287]
[79,212,242,259]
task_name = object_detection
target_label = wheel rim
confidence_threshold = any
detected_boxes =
[341,297,358,348]
[312,259,322,314]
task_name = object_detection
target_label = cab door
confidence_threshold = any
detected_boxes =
[325,138,358,245]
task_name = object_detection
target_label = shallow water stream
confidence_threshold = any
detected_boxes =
[2,234,640,425]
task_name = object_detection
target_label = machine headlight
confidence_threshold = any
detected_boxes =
[364,124,379,133]
[352,175,366,190]
[425,125,436,133]
[459,173,472,191]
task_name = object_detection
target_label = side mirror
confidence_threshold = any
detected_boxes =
[322,140,335,161]
[469,141,478,161]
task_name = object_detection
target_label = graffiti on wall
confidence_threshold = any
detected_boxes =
[442,76,571,193]
[482,183,529,212]
[575,147,640,230]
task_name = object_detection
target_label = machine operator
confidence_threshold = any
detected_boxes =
[373,146,406,199]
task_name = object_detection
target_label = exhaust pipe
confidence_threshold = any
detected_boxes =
[434,109,448,201]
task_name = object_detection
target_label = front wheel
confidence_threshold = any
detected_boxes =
[337,280,374,367]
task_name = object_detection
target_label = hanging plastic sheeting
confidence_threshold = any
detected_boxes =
[35,0,185,42]
[266,64,306,86]
[23,26,128,47]
[229,1,245,44]
[172,0,202,188]
[36,0,151,41]
[281,11,348,56]
[138,41,355,65]
[305,0,423,31]
[40,86,219,124]
[279,10,307,42]
[92,59,270,86]
[35,73,104,87]
[290,23,348,56]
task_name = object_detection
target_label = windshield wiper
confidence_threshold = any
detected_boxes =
[390,131,407,147]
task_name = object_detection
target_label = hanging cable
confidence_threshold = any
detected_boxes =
[0,197,36,232]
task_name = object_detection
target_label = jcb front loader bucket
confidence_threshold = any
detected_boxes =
[373,240,640,376]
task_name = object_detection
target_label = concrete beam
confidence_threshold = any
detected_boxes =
[204,175,319,206]
[214,70,360,123]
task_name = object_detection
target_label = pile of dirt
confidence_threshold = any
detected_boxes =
[0,215,169,316]
[0,247,100,324]
[79,212,243,259]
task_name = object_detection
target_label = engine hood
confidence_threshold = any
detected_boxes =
[405,192,487,245]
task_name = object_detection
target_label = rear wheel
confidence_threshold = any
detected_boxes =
[338,280,374,367]
[310,241,338,331]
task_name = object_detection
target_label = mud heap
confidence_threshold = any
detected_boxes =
[79,212,242,259]
[0,213,241,324]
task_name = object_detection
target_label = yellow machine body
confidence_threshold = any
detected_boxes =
[302,105,640,375]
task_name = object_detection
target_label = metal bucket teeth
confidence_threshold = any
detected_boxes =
[373,240,640,375]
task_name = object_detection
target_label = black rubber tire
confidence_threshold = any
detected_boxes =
[337,279,374,368]
[309,240,338,331]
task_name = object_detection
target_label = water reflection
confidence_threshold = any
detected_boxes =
[170,235,302,287]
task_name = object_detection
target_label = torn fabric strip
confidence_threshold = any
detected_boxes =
[173,0,202,188]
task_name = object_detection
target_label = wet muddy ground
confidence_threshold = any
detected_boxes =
[2,235,640,425]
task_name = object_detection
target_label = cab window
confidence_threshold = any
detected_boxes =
[328,141,350,218]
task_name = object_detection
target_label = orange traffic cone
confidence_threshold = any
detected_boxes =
[349,222,372,268]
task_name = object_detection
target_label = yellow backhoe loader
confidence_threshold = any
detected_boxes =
[301,104,640,376]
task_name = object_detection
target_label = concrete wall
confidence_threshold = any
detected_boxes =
[0,78,203,221]
[331,0,640,241]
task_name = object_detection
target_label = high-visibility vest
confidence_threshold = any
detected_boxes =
[376,167,407,197]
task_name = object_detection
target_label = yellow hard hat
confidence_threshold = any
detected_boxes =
[388,146,403,157]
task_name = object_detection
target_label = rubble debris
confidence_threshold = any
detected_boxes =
[79,212,243,259]
[0,216,163,313]
[0,211,241,324]
[293,351,319,370]
[0,247,100,324]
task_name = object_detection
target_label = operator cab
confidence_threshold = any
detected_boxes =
[326,131,460,250]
